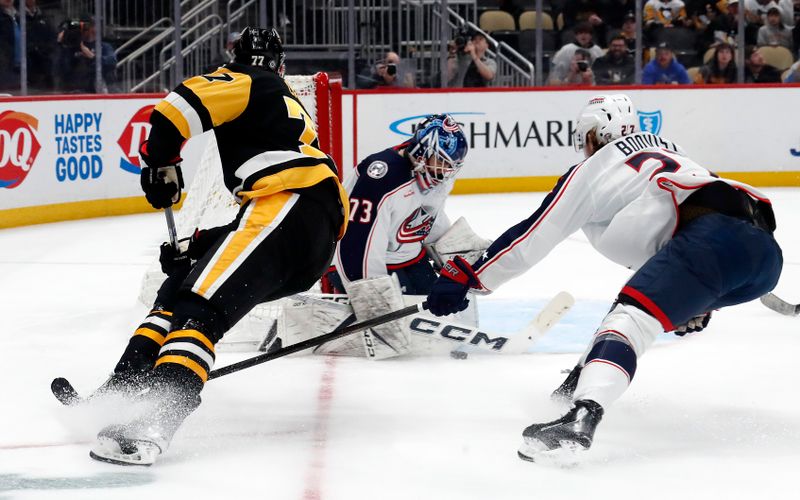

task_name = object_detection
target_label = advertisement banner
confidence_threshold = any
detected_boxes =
[349,87,800,190]
[0,96,208,227]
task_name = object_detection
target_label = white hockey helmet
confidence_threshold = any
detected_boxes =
[573,94,638,155]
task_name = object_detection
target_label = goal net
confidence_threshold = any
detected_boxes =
[138,73,341,351]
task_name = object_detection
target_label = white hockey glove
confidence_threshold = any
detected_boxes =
[427,217,492,268]
[674,312,712,336]
[347,275,411,360]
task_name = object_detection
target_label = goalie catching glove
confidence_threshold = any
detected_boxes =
[427,256,482,316]
[139,140,184,209]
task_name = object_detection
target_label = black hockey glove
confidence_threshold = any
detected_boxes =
[426,256,480,316]
[139,140,184,209]
[186,226,231,260]
[159,240,191,276]
[674,311,712,336]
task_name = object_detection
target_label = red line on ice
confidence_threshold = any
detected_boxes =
[302,355,338,500]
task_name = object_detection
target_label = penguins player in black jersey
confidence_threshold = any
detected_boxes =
[88,27,349,466]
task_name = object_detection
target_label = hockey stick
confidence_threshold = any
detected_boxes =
[759,293,800,316]
[208,302,427,379]
[164,206,179,250]
[450,291,575,357]
[51,302,429,404]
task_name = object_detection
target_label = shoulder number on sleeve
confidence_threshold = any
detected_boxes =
[349,198,373,223]
[283,96,327,159]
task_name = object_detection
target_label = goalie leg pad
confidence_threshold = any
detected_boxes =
[572,303,660,408]
[348,275,410,360]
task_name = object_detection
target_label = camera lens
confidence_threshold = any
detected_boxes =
[386,64,397,76]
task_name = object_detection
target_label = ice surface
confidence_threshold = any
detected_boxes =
[1,190,799,499]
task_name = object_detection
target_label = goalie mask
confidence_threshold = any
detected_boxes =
[406,114,468,193]
[232,27,286,77]
[573,94,638,156]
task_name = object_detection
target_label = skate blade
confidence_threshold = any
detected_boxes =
[518,438,587,467]
[90,435,160,466]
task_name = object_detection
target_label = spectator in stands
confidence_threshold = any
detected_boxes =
[696,42,737,82]
[642,41,692,83]
[549,48,595,85]
[447,29,496,88]
[592,34,635,84]
[745,0,794,26]
[744,0,794,45]
[605,0,638,30]
[702,0,740,50]
[56,19,117,93]
[686,0,724,31]
[644,0,693,44]
[744,45,783,81]
[619,11,638,52]
[0,0,19,89]
[783,59,800,81]
[562,0,614,46]
[549,22,604,84]
[24,0,55,90]
[757,7,793,49]
[358,51,415,89]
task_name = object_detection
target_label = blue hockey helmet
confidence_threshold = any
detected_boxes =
[406,114,468,192]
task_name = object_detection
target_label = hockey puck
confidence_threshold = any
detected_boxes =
[450,350,469,360]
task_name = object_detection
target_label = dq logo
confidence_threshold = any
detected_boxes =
[117,105,154,174]
[638,110,662,135]
[0,110,41,189]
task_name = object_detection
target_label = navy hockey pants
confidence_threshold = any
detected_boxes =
[620,213,782,330]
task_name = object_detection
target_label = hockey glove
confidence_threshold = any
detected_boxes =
[139,140,184,209]
[674,312,712,336]
[186,225,232,260]
[426,256,481,316]
[159,240,191,276]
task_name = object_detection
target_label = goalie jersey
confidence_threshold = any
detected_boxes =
[471,132,774,292]
[144,62,348,237]
[334,146,453,286]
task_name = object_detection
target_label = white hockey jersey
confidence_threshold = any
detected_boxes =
[472,132,771,292]
[335,146,452,287]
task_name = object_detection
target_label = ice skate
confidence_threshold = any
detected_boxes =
[550,364,582,403]
[90,423,165,466]
[90,375,201,466]
[518,399,603,465]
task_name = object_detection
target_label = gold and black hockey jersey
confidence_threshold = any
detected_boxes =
[146,62,348,238]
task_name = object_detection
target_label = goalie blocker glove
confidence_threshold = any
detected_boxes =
[427,256,482,316]
[139,140,185,209]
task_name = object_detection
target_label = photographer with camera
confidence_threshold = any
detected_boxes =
[447,27,496,88]
[548,22,604,86]
[56,18,116,93]
[356,50,414,89]
[551,48,595,86]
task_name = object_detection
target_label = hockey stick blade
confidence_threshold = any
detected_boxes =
[760,293,800,316]
[502,291,575,354]
[51,377,82,406]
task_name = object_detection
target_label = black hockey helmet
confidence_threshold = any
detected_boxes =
[232,27,286,76]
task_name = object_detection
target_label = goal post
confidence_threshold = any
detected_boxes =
[138,72,343,350]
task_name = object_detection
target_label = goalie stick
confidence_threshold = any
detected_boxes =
[759,293,800,316]
[450,291,575,357]
[51,302,429,406]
